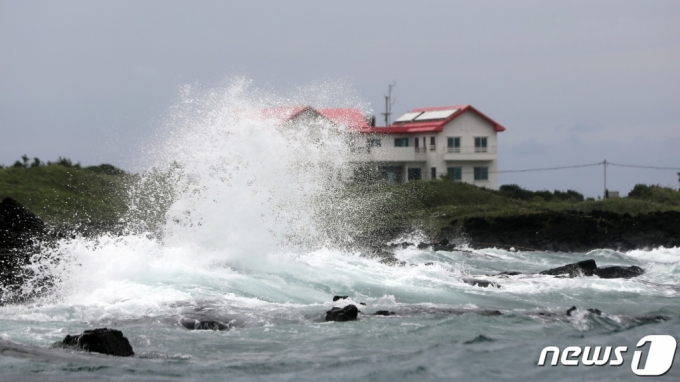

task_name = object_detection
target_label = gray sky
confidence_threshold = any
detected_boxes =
[1,0,679,197]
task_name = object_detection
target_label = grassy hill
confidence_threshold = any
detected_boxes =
[350,180,680,239]
[2,159,679,238]
[0,163,130,225]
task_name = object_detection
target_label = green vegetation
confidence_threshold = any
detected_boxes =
[350,180,680,239]
[2,155,679,240]
[0,157,130,225]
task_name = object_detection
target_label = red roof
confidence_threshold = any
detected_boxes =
[317,108,370,129]
[360,105,506,134]
[261,106,369,129]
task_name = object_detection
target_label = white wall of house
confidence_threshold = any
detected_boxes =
[351,109,500,189]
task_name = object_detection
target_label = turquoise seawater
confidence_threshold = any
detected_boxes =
[1,243,679,381]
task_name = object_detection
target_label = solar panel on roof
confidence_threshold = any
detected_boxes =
[414,109,458,121]
[394,112,423,123]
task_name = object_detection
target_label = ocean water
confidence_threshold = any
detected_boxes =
[1,80,679,381]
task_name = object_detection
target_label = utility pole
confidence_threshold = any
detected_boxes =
[381,82,396,126]
[603,159,608,199]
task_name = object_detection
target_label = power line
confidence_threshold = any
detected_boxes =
[607,162,680,171]
[494,162,603,174]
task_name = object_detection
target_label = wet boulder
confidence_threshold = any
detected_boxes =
[539,259,597,277]
[416,239,456,252]
[594,266,644,279]
[180,318,230,331]
[325,305,359,322]
[462,278,501,289]
[374,310,395,316]
[60,328,134,357]
[1,197,50,305]
[332,295,348,302]
[498,271,523,276]
[432,239,456,252]
[0,197,46,247]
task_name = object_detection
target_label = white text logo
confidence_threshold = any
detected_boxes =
[538,335,677,376]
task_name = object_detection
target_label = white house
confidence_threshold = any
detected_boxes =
[273,104,506,189]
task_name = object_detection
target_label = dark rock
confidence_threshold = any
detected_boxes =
[332,295,348,302]
[498,271,522,276]
[478,309,503,316]
[464,335,495,344]
[594,266,645,279]
[432,244,456,251]
[460,210,680,252]
[567,307,603,316]
[432,238,456,251]
[462,278,501,288]
[1,198,51,305]
[424,262,434,266]
[540,259,597,277]
[374,310,395,316]
[566,306,577,316]
[417,242,429,249]
[60,328,134,357]
[180,318,230,331]
[325,305,359,322]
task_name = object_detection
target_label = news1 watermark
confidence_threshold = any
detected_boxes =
[538,335,678,376]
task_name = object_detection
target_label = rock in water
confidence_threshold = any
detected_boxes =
[332,295,348,302]
[61,328,134,357]
[374,310,395,316]
[566,306,577,316]
[539,259,597,277]
[325,305,359,322]
[462,278,501,288]
[594,266,644,279]
[180,318,230,331]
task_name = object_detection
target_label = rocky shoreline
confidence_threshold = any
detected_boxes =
[2,197,678,359]
[453,209,680,252]
[3,197,680,305]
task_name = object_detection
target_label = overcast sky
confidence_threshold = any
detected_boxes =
[1,0,679,197]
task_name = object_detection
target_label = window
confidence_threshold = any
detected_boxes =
[367,138,381,147]
[394,138,408,147]
[475,137,488,152]
[474,167,489,181]
[414,137,419,148]
[431,167,436,179]
[379,166,403,184]
[408,168,421,181]
[447,137,461,152]
[447,167,462,180]
[430,136,436,150]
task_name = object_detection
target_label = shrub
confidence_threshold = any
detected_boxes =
[85,164,126,176]
[498,184,584,202]
[628,184,680,205]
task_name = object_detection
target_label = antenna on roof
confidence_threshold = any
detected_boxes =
[381,82,396,126]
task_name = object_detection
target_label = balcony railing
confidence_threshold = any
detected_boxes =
[447,146,497,154]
